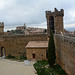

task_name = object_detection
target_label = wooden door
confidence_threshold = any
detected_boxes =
[32,53,35,59]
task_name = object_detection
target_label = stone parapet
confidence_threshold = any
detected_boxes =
[54,34,75,75]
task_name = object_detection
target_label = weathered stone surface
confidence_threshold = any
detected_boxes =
[26,41,48,60]
[0,34,48,57]
[26,48,48,60]
[54,34,75,75]
[46,8,64,35]
[0,22,4,35]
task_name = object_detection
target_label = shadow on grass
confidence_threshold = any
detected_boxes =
[33,60,67,75]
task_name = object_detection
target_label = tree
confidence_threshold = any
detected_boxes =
[7,30,10,32]
[48,32,56,67]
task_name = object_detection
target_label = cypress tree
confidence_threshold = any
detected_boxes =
[48,32,56,67]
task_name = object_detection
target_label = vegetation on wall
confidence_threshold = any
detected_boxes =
[48,32,56,67]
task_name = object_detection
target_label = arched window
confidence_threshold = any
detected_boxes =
[49,16,54,33]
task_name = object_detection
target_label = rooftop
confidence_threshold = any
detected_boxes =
[26,41,48,48]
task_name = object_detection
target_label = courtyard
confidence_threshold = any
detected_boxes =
[0,58,36,75]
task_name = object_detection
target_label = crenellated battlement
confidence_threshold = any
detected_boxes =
[0,22,4,34]
[64,34,75,37]
[46,8,64,18]
[0,22,4,28]
[54,34,75,45]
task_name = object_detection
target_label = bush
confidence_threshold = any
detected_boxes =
[11,56,15,59]
[19,52,27,61]
[5,54,27,61]
[5,54,15,59]
[20,56,27,60]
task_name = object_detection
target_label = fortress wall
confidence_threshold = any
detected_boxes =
[0,34,48,57]
[54,34,75,75]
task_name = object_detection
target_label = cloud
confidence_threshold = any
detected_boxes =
[0,0,75,31]
[65,24,75,28]
[1,0,61,24]
[4,21,47,32]
[69,10,75,17]
[64,9,75,26]
[0,0,15,10]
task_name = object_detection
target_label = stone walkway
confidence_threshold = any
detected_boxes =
[0,58,36,75]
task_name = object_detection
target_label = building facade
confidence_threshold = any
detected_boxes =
[16,23,26,31]
[26,41,48,60]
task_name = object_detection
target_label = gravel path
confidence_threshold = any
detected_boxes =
[0,58,36,75]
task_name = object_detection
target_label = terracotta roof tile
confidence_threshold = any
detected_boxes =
[26,41,48,48]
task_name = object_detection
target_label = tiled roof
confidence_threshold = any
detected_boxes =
[26,41,48,48]
[17,26,25,28]
[30,31,43,33]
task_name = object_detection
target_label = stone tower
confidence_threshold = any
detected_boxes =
[0,22,4,35]
[46,8,64,35]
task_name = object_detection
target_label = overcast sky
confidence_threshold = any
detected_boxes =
[0,0,75,31]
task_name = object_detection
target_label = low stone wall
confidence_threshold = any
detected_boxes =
[0,34,48,57]
[54,34,75,75]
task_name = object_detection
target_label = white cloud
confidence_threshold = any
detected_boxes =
[0,0,15,10]
[4,28,16,32]
[69,10,75,17]
[64,24,75,28]
[28,22,47,28]
[0,0,74,31]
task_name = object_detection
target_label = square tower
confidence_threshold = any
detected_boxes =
[0,22,4,35]
[46,8,64,35]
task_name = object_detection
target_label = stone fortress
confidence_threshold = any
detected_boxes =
[0,8,75,75]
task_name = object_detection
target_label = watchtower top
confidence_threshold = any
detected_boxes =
[46,8,64,18]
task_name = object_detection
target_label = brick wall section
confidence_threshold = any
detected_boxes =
[0,34,48,57]
[54,34,75,75]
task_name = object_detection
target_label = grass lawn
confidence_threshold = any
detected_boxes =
[33,60,67,75]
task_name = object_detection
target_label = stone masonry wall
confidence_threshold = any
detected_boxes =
[54,34,75,75]
[0,22,4,35]
[46,8,64,35]
[0,34,48,57]
[26,48,48,60]
[54,16,64,34]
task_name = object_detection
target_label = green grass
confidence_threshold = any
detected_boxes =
[33,60,67,75]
